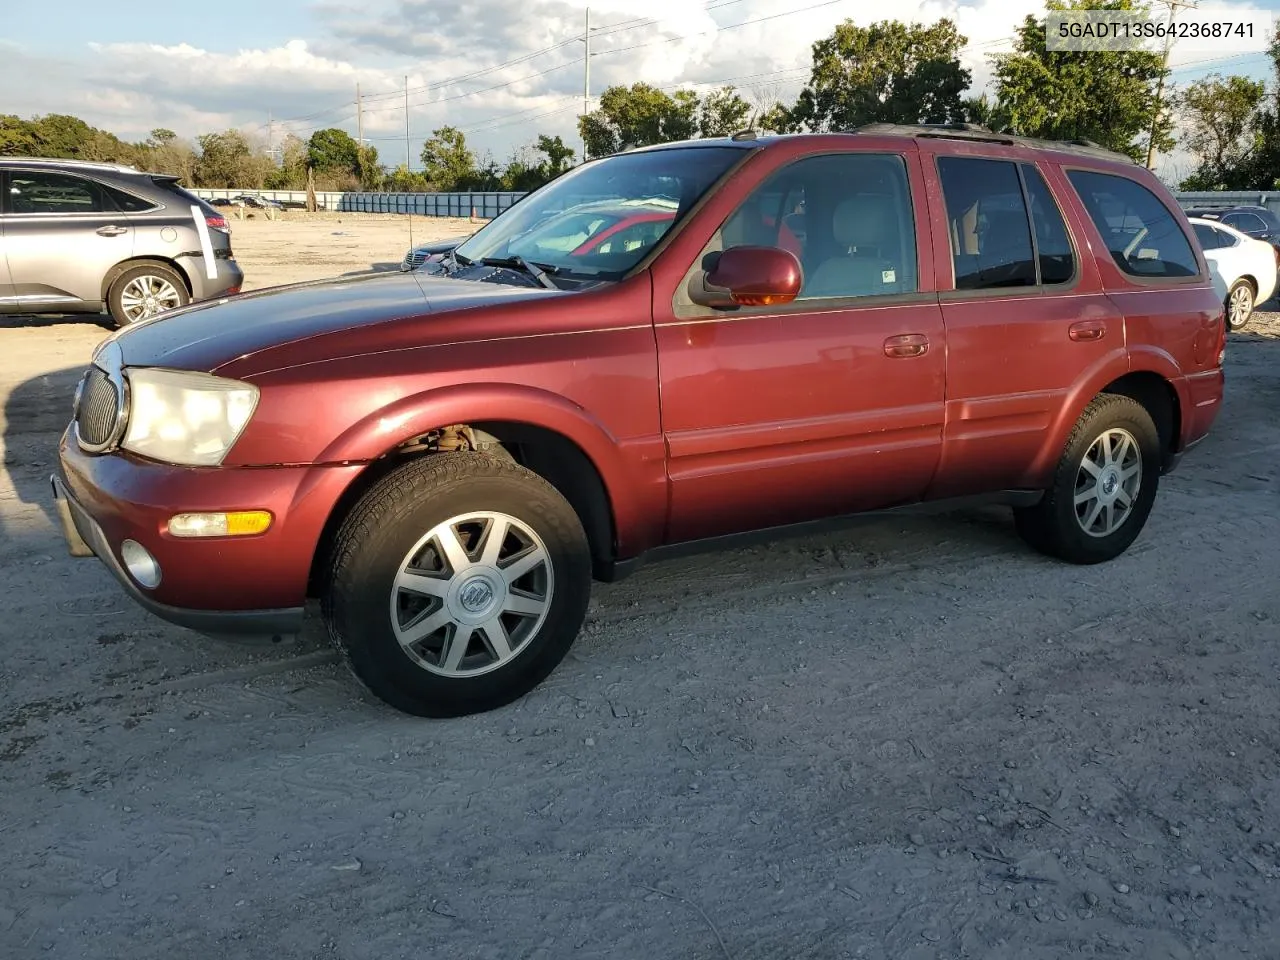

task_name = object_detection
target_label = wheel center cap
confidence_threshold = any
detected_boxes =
[453,572,501,621]
[1101,469,1120,497]
[459,578,494,612]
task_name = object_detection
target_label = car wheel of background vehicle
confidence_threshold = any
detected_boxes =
[322,452,592,718]
[1014,393,1161,565]
[107,263,189,327]
[1226,278,1256,331]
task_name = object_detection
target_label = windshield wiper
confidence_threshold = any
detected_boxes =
[479,255,559,290]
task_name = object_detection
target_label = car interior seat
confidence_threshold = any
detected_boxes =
[805,194,905,298]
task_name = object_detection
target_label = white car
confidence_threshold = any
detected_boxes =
[1188,216,1278,330]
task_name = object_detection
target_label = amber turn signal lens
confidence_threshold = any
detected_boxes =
[733,293,794,306]
[168,510,273,538]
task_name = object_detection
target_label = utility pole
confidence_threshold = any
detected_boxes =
[583,8,591,163]
[577,10,601,163]
[356,82,363,146]
[1146,0,1199,169]
[404,75,411,171]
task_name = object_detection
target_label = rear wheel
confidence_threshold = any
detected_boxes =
[1014,394,1162,564]
[107,263,189,327]
[322,453,592,717]
[1226,278,1256,331]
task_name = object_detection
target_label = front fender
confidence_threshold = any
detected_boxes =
[315,381,662,555]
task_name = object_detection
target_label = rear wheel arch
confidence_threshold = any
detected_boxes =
[101,256,194,301]
[308,419,620,597]
[1098,370,1182,466]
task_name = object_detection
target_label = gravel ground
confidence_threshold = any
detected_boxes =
[1,221,1278,959]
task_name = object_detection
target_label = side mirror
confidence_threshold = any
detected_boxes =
[688,245,803,309]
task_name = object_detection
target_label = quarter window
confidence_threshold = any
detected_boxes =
[1066,170,1199,279]
[711,152,919,300]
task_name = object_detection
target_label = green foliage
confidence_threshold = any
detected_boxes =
[420,126,476,191]
[774,19,971,132]
[699,86,752,137]
[1176,74,1266,190]
[578,82,701,156]
[990,0,1172,162]
[307,127,360,175]
[195,129,274,188]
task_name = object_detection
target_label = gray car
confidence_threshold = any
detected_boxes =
[0,158,244,327]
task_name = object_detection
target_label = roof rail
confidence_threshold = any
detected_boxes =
[0,156,141,173]
[846,123,1136,164]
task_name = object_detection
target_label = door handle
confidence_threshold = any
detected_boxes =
[96,225,128,237]
[1068,320,1107,342]
[883,333,929,358]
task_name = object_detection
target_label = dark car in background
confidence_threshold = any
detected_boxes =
[1184,204,1280,253]
[0,158,243,327]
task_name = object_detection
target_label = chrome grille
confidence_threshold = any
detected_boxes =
[403,250,428,270]
[75,366,120,448]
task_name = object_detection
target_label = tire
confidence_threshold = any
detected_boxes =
[1014,394,1162,565]
[322,453,592,718]
[106,262,189,328]
[1226,278,1256,331]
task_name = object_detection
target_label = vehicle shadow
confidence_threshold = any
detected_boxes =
[0,312,112,332]
[2,364,86,541]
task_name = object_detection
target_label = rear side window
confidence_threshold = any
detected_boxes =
[937,157,1036,289]
[1020,164,1075,284]
[1192,223,1223,249]
[1222,211,1267,234]
[1066,170,1199,279]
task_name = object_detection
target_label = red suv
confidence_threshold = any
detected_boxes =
[52,124,1226,718]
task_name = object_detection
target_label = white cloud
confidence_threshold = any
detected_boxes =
[2,0,1272,179]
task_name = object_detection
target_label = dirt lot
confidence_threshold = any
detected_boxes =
[2,213,1279,959]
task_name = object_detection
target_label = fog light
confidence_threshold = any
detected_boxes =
[168,511,272,538]
[120,539,162,589]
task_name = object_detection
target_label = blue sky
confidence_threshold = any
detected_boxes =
[3,0,1277,180]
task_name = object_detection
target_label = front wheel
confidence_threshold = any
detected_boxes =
[322,453,592,717]
[1014,394,1162,565]
[1226,278,1256,331]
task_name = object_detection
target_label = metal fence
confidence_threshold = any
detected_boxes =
[1174,191,1280,216]
[191,188,526,217]
[193,187,1278,220]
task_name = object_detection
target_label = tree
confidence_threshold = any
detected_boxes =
[578,83,699,157]
[534,134,574,177]
[699,86,752,137]
[195,130,273,188]
[307,127,360,175]
[990,0,1172,163]
[420,126,476,191]
[1176,74,1266,190]
[774,19,971,133]
[1222,23,1280,190]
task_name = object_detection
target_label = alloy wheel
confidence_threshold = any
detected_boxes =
[389,511,554,677]
[120,275,183,322]
[1073,427,1142,538]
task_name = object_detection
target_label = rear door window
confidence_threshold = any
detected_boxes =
[1193,223,1224,249]
[1222,212,1267,234]
[1066,170,1199,279]
[937,156,1036,289]
[1020,164,1076,285]
[7,170,110,215]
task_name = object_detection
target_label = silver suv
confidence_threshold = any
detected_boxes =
[0,158,244,327]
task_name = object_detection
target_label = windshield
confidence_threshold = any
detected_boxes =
[453,145,748,280]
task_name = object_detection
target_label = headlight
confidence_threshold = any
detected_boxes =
[121,368,259,466]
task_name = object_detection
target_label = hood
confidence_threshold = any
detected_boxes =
[106,269,560,373]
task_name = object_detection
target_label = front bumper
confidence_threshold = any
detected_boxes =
[52,473,302,637]
[53,428,363,639]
